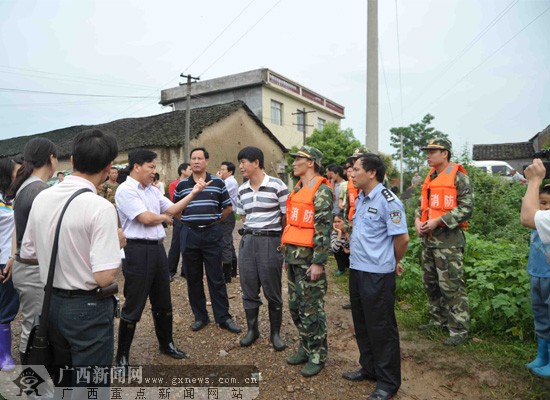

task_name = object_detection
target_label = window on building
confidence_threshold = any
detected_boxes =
[271,100,283,125]
[297,111,305,133]
[317,118,326,131]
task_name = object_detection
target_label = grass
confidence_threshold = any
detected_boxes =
[327,258,550,400]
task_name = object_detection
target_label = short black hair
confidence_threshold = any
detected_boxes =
[57,171,64,177]
[154,173,160,181]
[221,161,236,175]
[128,148,157,170]
[73,130,118,174]
[178,163,190,175]
[541,185,550,195]
[237,146,264,169]
[190,147,209,159]
[328,165,345,179]
[356,153,385,183]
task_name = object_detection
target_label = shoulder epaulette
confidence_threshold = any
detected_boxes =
[381,188,395,202]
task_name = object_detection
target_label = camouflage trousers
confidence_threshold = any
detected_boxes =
[287,264,328,364]
[422,247,470,337]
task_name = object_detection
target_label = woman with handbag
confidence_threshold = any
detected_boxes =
[4,138,57,363]
[0,157,22,371]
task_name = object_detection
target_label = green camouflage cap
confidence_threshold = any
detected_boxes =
[351,146,370,158]
[421,137,452,152]
[289,146,323,167]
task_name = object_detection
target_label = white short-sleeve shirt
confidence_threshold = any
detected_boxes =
[535,210,550,244]
[20,176,121,290]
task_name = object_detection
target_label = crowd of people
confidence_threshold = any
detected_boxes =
[2,130,550,400]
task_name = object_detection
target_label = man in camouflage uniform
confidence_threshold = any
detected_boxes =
[101,166,119,204]
[414,138,473,346]
[282,146,333,377]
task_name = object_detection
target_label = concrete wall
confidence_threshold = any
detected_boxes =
[261,86,342,149]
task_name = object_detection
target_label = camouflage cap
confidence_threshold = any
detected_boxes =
[289,146,323,167]
[421,137,452,152]
[351,146,369,158]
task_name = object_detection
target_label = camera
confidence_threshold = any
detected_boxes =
[524,149,550,180]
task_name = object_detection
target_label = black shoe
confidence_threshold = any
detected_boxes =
[342,303,352,310]
[191,320,210,331]
[160,342,187,359]
[368,388,394,400]
[220,318,242,334]
[342,370,376,382]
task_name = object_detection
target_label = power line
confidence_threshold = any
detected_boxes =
[200,0,283,77]
[0,87,157,99]
[406,0,520,118]
[424,3,550,113]
[394,0,403,124]
[182,0,257,74]
[379,41,395,126]
[0,65,158,90]
[0,98,141,107]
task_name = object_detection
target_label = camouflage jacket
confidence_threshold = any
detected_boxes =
[284,182,333,265]
[101,181,119,204]
[415,170,473,248]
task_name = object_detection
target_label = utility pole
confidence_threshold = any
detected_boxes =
[366,0,378,152]
[292,108,315,145]
[179,73,200,162]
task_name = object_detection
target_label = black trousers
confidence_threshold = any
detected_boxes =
[121,242,172,322]
[182,223,231,324]
[333,248,350,272]
[168,219,183,275]
[349,269,401,394]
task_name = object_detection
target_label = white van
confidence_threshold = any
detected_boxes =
[471,160,514,177]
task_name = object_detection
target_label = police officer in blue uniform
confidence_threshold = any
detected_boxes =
[342,154,409,400]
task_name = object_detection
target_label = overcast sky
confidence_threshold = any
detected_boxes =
[1,0,549,157]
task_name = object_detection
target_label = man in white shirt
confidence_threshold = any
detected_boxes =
[21,130,122,393]
[218,161,239,282]
[115,148,208,374]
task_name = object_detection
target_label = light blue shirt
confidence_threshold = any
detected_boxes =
[350,183,408,273]
[527,229,550,278]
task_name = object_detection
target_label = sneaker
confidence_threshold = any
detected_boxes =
[443,335,467,346]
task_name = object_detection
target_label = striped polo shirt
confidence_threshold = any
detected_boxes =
[174,172,231,225]
[237,173,288,231]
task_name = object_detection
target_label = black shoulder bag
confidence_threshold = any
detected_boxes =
[24,188,92,365]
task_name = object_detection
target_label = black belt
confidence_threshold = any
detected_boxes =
[183,221,218,230]
[127,239,164,245]
[243,229,281,237]
[53,287,98,297]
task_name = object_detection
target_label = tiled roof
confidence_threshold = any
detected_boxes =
[0,101,286,158]
[472,142,534,160]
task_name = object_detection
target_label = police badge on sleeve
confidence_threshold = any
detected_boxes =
[389,210,402,224]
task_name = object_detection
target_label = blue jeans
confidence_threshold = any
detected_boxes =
[531,276,550,340]
[0,264,19,324]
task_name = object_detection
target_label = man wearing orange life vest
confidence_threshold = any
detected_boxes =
[414,138,474,347]
[282,146,333,378]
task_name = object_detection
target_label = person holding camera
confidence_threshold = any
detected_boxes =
[331,213,350,276]
[522,159,550,238]
[20,130,122,393]
[282,146,333,378]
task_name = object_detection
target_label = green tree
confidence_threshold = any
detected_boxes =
[304,122,361,166]
[389,114,447,172]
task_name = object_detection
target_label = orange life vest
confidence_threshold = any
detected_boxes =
[347,179,359,220]
[282,176,329,248]
[420,162,468,229]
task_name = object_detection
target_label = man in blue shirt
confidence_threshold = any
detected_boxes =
[342,154,409,400]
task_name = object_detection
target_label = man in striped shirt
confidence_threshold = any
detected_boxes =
[236,146,288,351]
[174,147,241,334]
